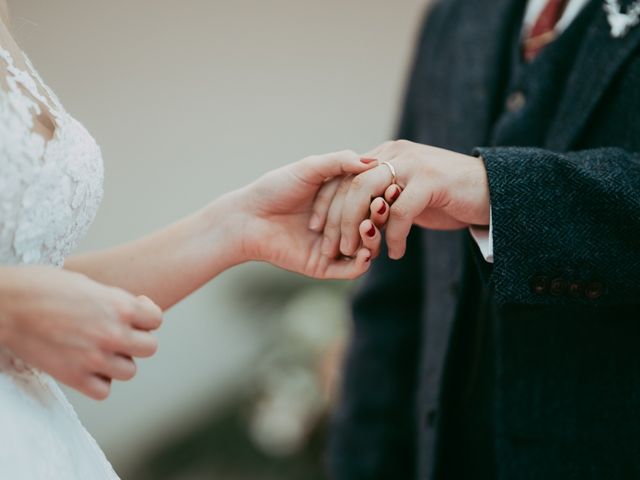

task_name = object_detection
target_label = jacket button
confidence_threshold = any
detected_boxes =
[530,275,548,295]
[585,281,605,300]
[506,91,526,113]
[549,277,566,296]
[567,281,584,299]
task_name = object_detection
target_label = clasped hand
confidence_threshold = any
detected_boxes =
[309,140,491,261]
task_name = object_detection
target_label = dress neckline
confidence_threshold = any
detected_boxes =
[0,45,63,143]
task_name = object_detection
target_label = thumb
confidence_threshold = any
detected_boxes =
[289,150,377,186]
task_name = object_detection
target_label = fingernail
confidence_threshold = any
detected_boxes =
[391,186,401,201]
[365,255,371,262]
[309,214,321,231]
[377,203,387,215]
[340,236,349,253]
[360,157,377,164]
[366,225,376,238]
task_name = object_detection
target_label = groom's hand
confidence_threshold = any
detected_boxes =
[320,140,490,260]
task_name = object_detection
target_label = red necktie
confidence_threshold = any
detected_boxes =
[523,0,569,61]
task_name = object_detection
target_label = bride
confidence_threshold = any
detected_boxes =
[0,2,387,477]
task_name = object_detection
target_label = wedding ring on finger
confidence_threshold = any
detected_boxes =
[380,161,397,185]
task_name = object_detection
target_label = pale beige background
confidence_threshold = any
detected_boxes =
[9,0,428,473]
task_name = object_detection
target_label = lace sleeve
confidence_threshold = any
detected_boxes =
[0,46,104,266]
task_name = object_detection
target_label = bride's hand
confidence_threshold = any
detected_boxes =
[0,266,162,400]
[236,150,378,279]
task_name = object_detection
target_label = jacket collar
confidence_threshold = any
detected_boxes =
[547,1,640,150]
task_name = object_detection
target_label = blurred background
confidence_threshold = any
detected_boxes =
[9,0,428,478]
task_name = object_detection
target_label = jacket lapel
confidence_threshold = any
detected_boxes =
[448,0,526,151]
[548,3,640,151]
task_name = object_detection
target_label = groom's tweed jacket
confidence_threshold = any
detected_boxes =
[328,0,640,479]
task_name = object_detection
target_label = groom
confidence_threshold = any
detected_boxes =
[326,0,640,478]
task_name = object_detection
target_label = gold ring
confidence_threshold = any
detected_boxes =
[381,161,397,185]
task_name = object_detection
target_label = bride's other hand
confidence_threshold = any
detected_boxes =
[0,266,162,400]
[237,150,378,279]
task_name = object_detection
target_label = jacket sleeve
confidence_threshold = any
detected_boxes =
[327,228,423,479]
[474,146,640,306]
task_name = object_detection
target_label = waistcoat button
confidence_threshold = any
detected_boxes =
[506,91,526,113]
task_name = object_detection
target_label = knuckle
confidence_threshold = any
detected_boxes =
[341,218,355,230]
[115,299,136,324]
[85,350,105,371]
[390,203,409,219]
[350,175,364,191]
[121,360,137,380]
[127,361,138,379]
[325,219,339,232]
[138,296,162,318]
[83,377,110,401]
[142,336,159,356]
[147,341,159,356]
[97,324,124,350]
[93,385,111,401]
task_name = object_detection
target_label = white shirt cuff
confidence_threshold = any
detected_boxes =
[469,207,494,263]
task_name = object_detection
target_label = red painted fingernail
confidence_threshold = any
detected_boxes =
[391,186,401,201]
[360,157,377,164]
[365,255,371,262]
[377,202,387,215]
[366,225,376,237]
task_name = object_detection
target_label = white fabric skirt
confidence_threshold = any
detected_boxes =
[0,348,119,479]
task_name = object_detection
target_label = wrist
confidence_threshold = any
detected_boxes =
[202,186,256,268]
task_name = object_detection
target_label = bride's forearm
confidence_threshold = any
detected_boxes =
[64,189,251,310]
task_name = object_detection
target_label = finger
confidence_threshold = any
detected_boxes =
[359,219,382,259]
[123,329,158,358]
[386,182,430,260]
[323,247,372,280]
[384,184,403,205]
[309,177,341,232]
[369,197,390,228]
[82,374,112,401]
[339,166,396,256]
[321,176,351,257]
[99,354,137,381]
[131,295,163,331]
[290,150,378,187]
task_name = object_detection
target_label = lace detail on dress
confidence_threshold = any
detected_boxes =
[0,45,117,479]
[0,47,103,267]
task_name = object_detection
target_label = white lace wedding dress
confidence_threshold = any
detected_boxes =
[0,45,120,479]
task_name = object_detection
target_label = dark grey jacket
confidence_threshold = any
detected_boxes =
[329,0,640,478]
